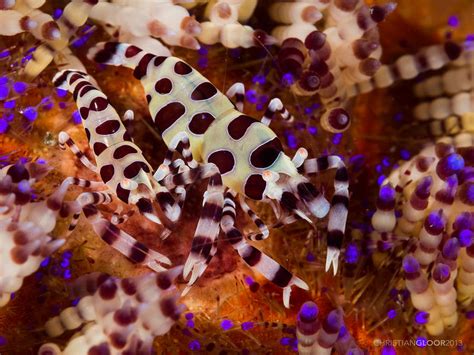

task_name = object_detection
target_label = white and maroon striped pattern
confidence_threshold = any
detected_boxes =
[53,69,180,226]
[347,41,464,98]
[0,161,68,307]
[40,267,184,354]
[182,173,224,293]
[220,192,309,308]
[298,155,350,274]
[88,41,352,305]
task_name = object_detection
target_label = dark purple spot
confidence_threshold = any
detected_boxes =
[154,56,167,67]
[73,81,88,101]
[79,107,89,119]
[154,102,185,134]
[96,120,120,135]
[244,174,266,200]
[208,150,235,175]
[133,53,154,80]
[188,112,215,135]
[85,128,91,141]
[174,61,192,75]
[125,45,141,58]
[89,97,109,111]
[79,85,95,97]
[116,183,130,203]
[228,115,257,140]
[191,82,217,100]
[155,78,172,94]
[99,164,115,183]
[113,145,138,159]
[250,138,283,168]
[123,161,144,179]
[69,73,83,84]
[93,142,108,156]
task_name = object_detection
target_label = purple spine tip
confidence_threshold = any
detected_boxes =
[437,154,464,179]
[377,184,395,210]
[432,264,450,283]
[424,211,445,235]
[414,311,429,324]
[324,310,342,333]
[458,229,474,247]
[453,212,473,231]
[402,255,420,274]
[442,238,460,260]
[299,301,319,322]
[414,176,432,199]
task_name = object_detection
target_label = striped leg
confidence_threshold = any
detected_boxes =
[75,191,171,271]
[182,173,224,294]
[154,131,198,182]
[66,190,113,236]
[161,163,220,190]
[237,194,269,241]
[47,176,105,213]
[226,82,245,112]
[299,155,350,275]
[58,131,98,173]
[221,192,309,308]
[261,98,293,126]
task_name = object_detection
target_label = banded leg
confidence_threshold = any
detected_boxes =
[47,176,105,213]
[75,192,171,272]
[182,173,225,294]
[66,190,113,235]
[226,82,245,112]
[154,131,198,182]
[161,163,220,190]
[299,155,350,275]
[262,170,314,224]
[238,194,269,241]
[261,98,293,126]
[58,131,98,173]
[221,192,308,308]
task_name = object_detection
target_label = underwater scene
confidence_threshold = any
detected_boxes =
[0,0,473,354]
